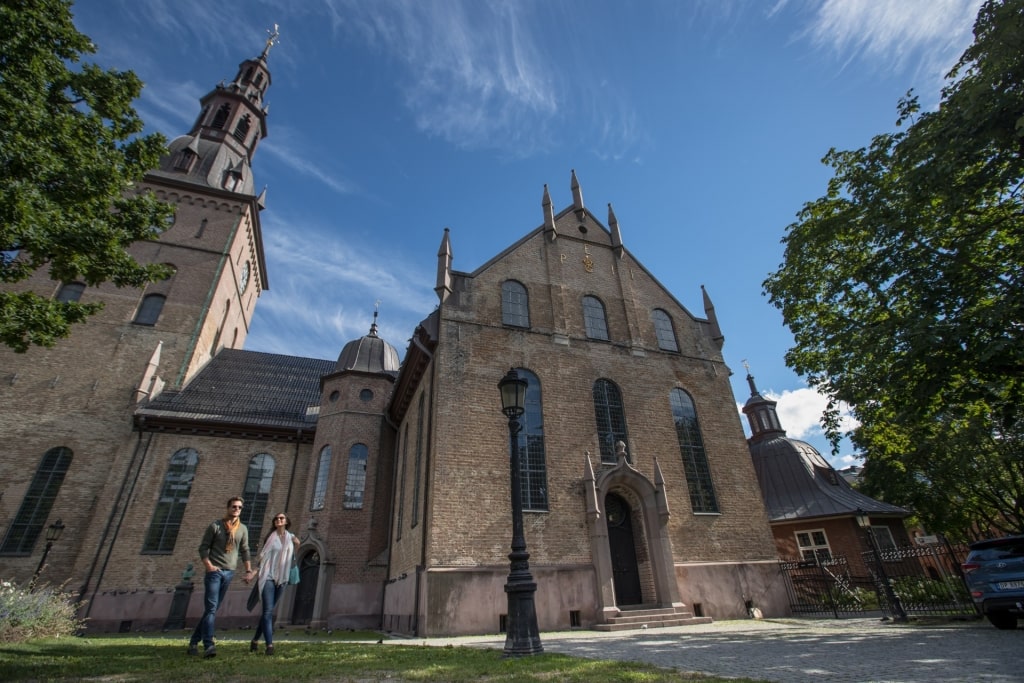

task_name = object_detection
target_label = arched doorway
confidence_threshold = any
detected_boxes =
[606,493,642,605]
[290,549,320,625]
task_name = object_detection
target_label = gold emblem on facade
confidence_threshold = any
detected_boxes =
[582,254,594,273]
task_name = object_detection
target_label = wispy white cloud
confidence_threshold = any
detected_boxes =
[260,139,360,197]
[246,214,436,359]
[799,0,983,87]
[324,0,559,155]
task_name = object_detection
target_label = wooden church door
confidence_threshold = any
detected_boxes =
[290,550,320,625]
[605,493,642,605]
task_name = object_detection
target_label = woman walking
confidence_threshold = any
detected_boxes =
[250,512,299,655]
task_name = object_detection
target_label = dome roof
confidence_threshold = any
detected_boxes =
[750,435,908,522]
[151,134,257,196]
[335,321,399,377]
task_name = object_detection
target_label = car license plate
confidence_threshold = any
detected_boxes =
[997,580,1024,590]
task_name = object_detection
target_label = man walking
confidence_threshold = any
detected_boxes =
[188,496,255,658]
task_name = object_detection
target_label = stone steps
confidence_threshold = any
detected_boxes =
[593,606,713,632]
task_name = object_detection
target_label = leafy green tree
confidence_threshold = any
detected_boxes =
[0,0,172,352]
[763,0,1024,539]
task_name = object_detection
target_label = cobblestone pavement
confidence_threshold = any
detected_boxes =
[406,617,1022,682]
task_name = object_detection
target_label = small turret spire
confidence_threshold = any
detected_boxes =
[741,364,787,443]
[542,184,556,240]
[608,202,623,257]
[702,285,725,349]
[570,169,584,213]
[435,227,452,302]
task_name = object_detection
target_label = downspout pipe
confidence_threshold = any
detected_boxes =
[82,418,155,618]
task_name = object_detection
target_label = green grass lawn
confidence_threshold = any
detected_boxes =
[0,632,769,682]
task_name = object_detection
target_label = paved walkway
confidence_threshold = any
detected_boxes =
[402,617,1022,682]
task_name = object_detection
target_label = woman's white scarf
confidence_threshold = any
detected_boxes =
[257,530,294,594]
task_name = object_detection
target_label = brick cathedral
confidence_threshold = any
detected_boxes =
[0,41,787,634]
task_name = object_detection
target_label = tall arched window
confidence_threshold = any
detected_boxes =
[670,388,719,513]
[0,447,72,554]
[501,280,530,328]
[343,444,368,509]
[515,369,548,510]
[143,448,199,553]
[134,294,166,325]
[211,103,231,129]
[233,113,252,143]
[241,453,275,550]
[583,295,609,340]
[56,282,85,303]
[311,445,331,510]
[593,379,629,464]
[651,309,679,352]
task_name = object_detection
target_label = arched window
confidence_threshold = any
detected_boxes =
[223,169,243,192]
[343,444,368,509]
[56,282,85,303]
[134,294,166,325]
[174,147,197,172]
[311,445,331,510]
[670,388,719,513]
[211,103,230,129]
[652,309,679,352]
[501,280,530,328]
[142,448,199,553]
[241,453,275,550]
[233,114,252,143]
[514,369,548,510]
[0,447,72,554]
[583,295,609,340]
[593,379,629,464]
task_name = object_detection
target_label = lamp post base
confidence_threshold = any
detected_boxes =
[503,576,543,657]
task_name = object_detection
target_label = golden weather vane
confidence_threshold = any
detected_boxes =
[261,24,280,58]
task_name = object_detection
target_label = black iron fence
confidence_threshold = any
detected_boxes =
[779,540,978,619]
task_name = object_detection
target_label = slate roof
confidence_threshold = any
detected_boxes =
[750,435,909,522]
[136,348,334,433]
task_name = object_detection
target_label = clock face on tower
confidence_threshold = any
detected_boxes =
[239,260,250,292]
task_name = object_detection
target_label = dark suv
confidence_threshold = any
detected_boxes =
[962,535,1024,629]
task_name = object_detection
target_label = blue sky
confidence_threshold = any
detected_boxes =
[71,0,983,466]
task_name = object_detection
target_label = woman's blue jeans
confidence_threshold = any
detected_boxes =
[253,580,284,646]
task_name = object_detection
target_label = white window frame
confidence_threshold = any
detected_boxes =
[795,528,832,562]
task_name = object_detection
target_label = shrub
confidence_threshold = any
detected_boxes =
[0,580,84,643]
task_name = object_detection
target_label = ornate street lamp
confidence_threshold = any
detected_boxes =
[29,519,65,591]
[497,368,543,656]
[855,509,907,622]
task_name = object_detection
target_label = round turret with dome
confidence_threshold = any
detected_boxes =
[741,368,907,521]
[335,309,400,377]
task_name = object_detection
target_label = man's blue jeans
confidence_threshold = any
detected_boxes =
[190,569,234,649]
